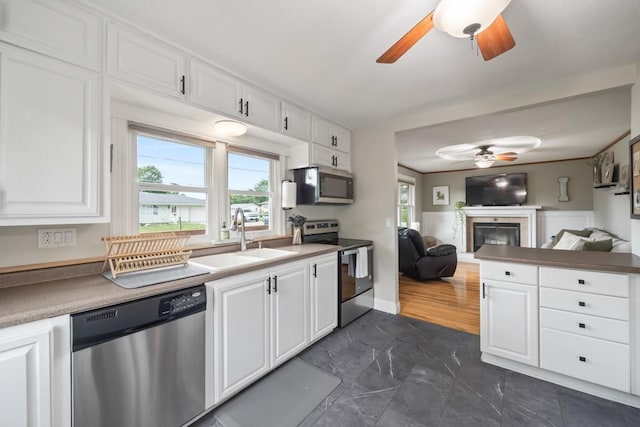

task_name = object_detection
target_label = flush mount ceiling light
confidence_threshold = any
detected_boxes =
[433,0,511,38]
[213,120,247,137]
[436,136,541,169]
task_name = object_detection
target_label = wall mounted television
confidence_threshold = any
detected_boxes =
[465,173,527,206]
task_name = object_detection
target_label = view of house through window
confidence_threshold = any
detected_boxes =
[228,151,273,231]
[398,182,415,227]
[136,134,208,235]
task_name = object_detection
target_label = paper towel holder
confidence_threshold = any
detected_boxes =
[281,180,297,210]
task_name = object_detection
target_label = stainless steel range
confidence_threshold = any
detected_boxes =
[302,220,373,327]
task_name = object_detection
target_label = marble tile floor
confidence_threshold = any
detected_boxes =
[196,310,640,427]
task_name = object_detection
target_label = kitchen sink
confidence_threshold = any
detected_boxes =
[189,253,263,270]
[189,248,297,271]
[242,247,297,259]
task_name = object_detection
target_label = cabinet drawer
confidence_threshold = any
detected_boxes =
[540,328,630,392]
[540,267,628,297]
[481,261,538,285]
[540,308,629,344]
[540,288,629,321]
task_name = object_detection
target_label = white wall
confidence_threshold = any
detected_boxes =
[335,126,399,314]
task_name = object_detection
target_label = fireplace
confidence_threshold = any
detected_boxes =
[473,222,521,252]
[458,205,541,255]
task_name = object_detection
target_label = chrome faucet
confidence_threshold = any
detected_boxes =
[231,207,247,251]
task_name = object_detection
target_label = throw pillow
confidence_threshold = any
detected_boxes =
[553,232,589,250]
[577,239,613,252]
[551,229,592,248]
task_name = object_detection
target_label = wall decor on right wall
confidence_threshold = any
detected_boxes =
[617,164,630,192]
[630,135,640,218]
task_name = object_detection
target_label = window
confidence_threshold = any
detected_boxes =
[398,181,415,227]
[227,150,274,232]
[135,132,209,235]
[117,118,285,245]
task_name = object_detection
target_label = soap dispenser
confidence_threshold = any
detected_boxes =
[220,222,230,240]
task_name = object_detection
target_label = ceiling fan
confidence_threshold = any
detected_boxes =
[436,136,541,168]
[377,0,515,63]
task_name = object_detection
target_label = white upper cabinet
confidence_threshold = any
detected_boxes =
[0,0,101,70]
[241,84,281,133]
[281,101,311,141]
[0,44,107,225]
[108,23,188,98]
[190,60,281,132]
[311,115,351,153]
[190,59,242,117]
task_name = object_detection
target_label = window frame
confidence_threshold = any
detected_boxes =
[398,180,415,228]
[133,129,213,242]
[111,113,288,247]
[226,148,277,235]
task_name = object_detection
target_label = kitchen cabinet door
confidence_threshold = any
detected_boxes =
[190,59,242,118]
[480,279,539,366]
[108,23,187,98]
[0,0,101,70]
[270,262,308,367]
[214,272,270,402]
[281,101,311,141]
[312,144,351,172]
[0,44,107,225]
[311,116,351,154]
[309,254,338,341]
[0,315,73,427]
[242,84,281,133]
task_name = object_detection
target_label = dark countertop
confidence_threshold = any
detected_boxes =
[474,245,640,274]
[0,244,339,329]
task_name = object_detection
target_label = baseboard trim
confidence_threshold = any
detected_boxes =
[374,298,400,315]
[482,353,640,409]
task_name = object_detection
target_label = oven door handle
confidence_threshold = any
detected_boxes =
[341,245,373,256]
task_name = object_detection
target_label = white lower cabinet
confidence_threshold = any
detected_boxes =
[539,266,631,392]
[207,254,337,406]
[309,254,338,341]
[270,263,308,367]
[480,279,539,366]
[540,327,630,392]
[209,260,309,404]
[0,315,71,427]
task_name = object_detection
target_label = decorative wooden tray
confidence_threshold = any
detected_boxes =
[102,232,192,278]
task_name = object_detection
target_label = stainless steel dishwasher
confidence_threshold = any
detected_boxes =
[72,285,206,427]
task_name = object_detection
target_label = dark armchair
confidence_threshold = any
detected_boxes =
[398,227,457,281]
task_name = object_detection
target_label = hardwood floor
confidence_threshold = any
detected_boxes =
[399,262,480,335]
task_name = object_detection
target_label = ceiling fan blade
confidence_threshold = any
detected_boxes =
[376,11,434,63]
[477,14,515,61]
[495,152,517,160]
[497,156,517,161]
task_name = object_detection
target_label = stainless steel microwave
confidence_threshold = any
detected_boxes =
[292,166,354,205]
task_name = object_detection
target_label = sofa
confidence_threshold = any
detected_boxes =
[541,228,631,253]
[398,227,458,281]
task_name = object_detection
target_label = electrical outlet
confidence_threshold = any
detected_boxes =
[38,228,76,248]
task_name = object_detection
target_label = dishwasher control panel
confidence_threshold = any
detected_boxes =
[159,288,206,316]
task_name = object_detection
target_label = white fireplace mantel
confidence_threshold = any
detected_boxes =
[462,206,542,252]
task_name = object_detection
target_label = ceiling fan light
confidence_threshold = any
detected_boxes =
[474,157,495,168]
[433,0,511,38]
[213,120,248,137]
